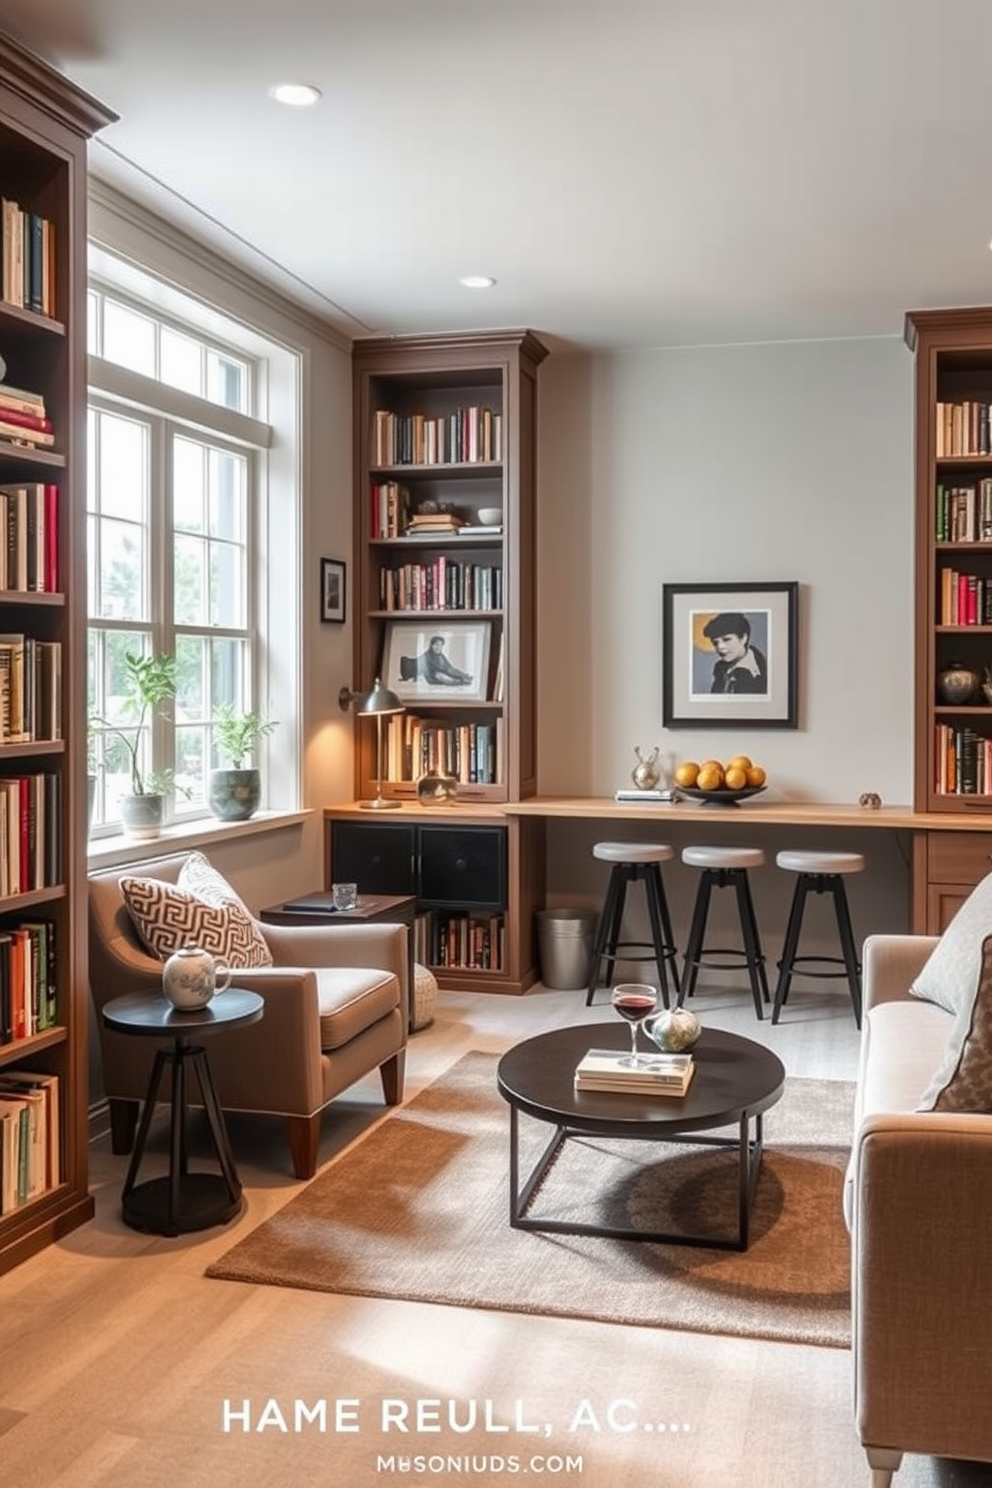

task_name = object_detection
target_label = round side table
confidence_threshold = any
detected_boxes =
[102,988,263,1236]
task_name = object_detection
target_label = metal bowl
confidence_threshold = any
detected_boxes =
[676,784,768,808]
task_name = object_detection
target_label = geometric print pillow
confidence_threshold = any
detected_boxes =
[918,932,992,1112]
[120,851,272,968]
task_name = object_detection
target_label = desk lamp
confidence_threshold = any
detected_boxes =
[352,678,405,810]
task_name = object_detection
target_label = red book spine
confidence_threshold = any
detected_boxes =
[44,485,58,593]
[0,406,52,433]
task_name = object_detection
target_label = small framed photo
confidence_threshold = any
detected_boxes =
[662,581,799,728]
[382,619,492,703]
[320,558,346,624]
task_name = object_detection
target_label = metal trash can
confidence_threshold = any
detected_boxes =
[536,908,598,990]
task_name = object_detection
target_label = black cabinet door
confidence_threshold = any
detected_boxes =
[419,826,506,910]
[331,821,416,894]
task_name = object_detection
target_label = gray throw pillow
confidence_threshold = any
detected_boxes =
[910,869,992,1016]
[918,933,992,1112]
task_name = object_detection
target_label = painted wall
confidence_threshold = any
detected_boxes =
[535,336,917,965]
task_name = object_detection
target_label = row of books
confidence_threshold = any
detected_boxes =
[0,380,54,452]
[0,1069,61,1214]
[0,635,62,743]
[372,406,503,467]
[934,481,992,542]
[0,198,57,319]
[383,715,503,786]
[0,774,61,899]
[1,482,59,593]
[938,569,992,627]
[0,918,57,1044]
[933,724,992,795]
[413,910,504,972]
[574,1048,695,1096]
[378,560,503,614]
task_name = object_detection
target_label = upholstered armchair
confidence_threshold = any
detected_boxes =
[88,852,408,1179]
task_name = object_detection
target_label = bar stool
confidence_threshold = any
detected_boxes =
[585,842,680,1009]
[771,850,864,1027]
[680,846,769,1019]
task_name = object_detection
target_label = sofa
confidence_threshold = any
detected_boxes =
[847,926,992,1486]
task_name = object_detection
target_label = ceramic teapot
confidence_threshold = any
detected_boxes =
[162,946,232,1010]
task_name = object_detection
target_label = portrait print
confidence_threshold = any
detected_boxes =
[663,582,798,728]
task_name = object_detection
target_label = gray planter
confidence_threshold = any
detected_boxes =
[119,793,164,840]
[208,768,261,822]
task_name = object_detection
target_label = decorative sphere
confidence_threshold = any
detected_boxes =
[645,1005,702,1053]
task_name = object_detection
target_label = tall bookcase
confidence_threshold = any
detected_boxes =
[351,330,547,804]
[0,34,115,1272]
[340,331,548,994]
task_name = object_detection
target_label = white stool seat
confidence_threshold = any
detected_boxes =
[682,845,765,871]
[776,850,865,876]
[593,841,674,865]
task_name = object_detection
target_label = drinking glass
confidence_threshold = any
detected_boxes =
[610,982,659,1067]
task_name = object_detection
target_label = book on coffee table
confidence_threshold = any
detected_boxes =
[574,1048,695,1096]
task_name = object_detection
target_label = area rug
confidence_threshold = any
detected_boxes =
[207,1052,855,1348]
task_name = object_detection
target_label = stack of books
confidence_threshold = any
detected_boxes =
[404,510,464,536]
[0,382,53,451]
[574,1047,695,1096]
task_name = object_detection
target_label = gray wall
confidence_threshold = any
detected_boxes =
[535,335,916,963]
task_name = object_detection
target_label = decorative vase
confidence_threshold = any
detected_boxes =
[645,1005,702,1053]
[162,947,232,1010]
[631,746,661,791]
[936,662,979,704]
[208,767,261,821]
[416,771,458,805]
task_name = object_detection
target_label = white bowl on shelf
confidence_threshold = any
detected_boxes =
[477,507,503,526]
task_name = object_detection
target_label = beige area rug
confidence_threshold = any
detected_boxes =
[207,1052,855,1349]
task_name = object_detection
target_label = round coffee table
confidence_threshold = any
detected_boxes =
[496,1023,785,1251]
[102,988,264,1236]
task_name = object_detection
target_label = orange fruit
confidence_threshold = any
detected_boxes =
[696,763,724,791]
[727,754,753,771]
[674,761,699,787]
[724,766,748,790]
[746,765,766,787]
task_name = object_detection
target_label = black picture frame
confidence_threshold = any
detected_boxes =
[320,558,346,624]
[662,581,799,728]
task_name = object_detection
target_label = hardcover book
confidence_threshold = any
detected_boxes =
[574,1047,694,1096]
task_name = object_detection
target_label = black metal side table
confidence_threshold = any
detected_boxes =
[102,988,264,1236]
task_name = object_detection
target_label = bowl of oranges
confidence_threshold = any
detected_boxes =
[672,755,767,807]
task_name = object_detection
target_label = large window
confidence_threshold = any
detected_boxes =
[86,274,289,835]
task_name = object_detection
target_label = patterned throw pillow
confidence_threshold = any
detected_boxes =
[910,869,992,1016]
[120,851,273,968]
[919,933,992,1111]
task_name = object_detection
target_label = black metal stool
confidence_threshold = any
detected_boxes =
[771,849,864,1027]
[680,845,769,1019]
[585,842,680,1008]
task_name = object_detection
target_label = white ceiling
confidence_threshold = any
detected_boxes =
[4,0,992,351]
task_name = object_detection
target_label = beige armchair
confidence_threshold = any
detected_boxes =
[89,853,408,1179]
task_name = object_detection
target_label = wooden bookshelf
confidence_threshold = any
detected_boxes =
[342,331,548,992]
[0,32,115,1272]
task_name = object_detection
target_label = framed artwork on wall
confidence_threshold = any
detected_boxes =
[662,581,799,728]
[321,558,346,623]
[382,619,492,703]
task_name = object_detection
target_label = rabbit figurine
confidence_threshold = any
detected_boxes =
[631,746,661,791]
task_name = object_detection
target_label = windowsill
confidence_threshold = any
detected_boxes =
[86,809,312,871]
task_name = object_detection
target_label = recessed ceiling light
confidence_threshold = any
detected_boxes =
[268,83,322,107]
[459,275,496,290]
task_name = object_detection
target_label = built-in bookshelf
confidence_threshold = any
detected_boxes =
[352,330,547,805]
[0,32,115,1273]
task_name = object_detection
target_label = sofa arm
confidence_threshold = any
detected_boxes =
[854,1113,992,1462]
[260,920,408,991]
[862,933,938,1012]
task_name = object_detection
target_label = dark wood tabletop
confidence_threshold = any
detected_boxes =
[102,988,264,1037]
[497,1023,785,1138]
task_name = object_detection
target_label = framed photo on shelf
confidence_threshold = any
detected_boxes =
[320,558,346,623]
[662,581,798,728]
[382,619,492,703]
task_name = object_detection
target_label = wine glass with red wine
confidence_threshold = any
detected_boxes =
[610,983,660,1067]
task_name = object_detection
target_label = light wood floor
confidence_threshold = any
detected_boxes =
[0,979,988,1487]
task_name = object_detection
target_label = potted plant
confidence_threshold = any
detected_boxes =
[208,704,279,822]
[92,651,179,840]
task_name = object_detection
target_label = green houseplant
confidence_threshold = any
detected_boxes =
[208,704,278,821]
[92,651,179,839]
